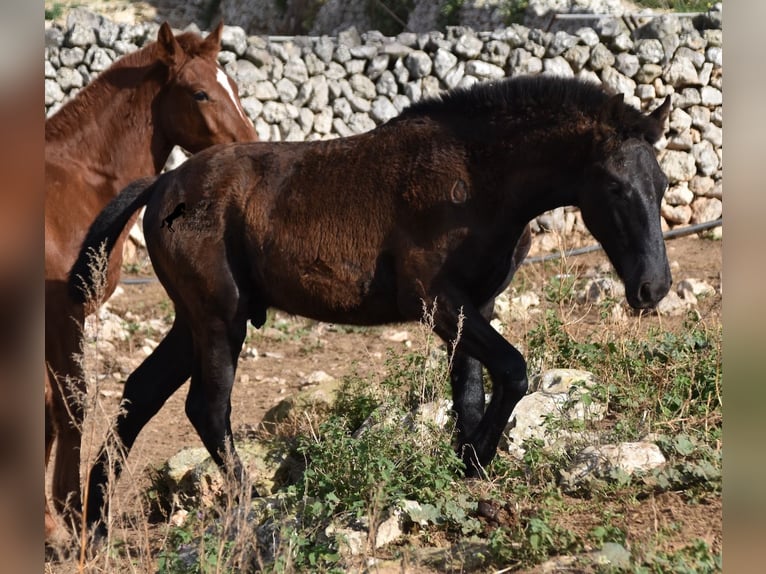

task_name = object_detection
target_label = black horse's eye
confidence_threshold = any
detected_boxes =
[606,179,622,194]
[193,91,209,102]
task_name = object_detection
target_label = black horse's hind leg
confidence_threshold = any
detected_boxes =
[433,293,528,477]
[185,316,248,486]
[86,318,194,534]
[449,299,494,440]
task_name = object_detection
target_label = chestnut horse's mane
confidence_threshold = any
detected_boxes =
[45,30,212,141]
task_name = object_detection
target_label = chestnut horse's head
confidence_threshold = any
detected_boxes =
[154,22,257,152]
[578,95,672,310]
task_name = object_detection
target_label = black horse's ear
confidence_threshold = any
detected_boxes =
[201,21,224,58]
[644,96,672,143]
[157,22,182,68]
[599,93,624,125]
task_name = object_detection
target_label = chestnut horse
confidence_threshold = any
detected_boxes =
[70,76,671,537]
[45,21,257,537]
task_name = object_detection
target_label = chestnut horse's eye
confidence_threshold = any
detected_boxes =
[193,91,209,102]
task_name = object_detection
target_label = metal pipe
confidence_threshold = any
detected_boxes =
[523,218,722,265]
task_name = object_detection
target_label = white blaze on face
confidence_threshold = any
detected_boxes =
[216,67,250,126]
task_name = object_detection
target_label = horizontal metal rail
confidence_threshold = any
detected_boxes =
[523,217,722,264]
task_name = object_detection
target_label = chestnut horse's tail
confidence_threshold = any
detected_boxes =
[67,175,161,304]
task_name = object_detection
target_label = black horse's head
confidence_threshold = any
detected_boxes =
[579,95,672,310]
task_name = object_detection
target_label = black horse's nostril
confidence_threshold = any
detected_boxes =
[639,281,654,305]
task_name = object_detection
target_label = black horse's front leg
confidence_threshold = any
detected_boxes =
[449,299,495,442]
[434,293,529,477]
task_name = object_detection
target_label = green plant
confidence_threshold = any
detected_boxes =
[366,0,415,36]
[632,0,717,12]
[501,0,530,26]
[439,0,465,28]
[44,2,65,21]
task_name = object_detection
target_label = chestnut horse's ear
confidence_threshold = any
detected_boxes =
[200,21,224,58]
[644,96,672,143]
[156,22,182,67]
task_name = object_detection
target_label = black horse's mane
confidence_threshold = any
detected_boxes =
[398,75,653,137]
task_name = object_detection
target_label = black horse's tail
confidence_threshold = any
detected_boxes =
[67,175,161,304]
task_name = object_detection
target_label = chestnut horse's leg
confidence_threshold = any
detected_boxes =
[85,318,194,535]
[45,295,87,527]
[432,291,528,476]
[449,299,494,442]
[184,315,248,483]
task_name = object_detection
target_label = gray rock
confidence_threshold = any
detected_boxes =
[59,46,85,68]
[678,278,716,299]
[275,77,298,103]
[661,203,692,226]
[240,96,263,120]
[664,58,699,88]
[283,57,309,84]
[614,52,639,78]
[344,58,366,75]
[221,25,247,56]
[376,70,398,98]
[366,53,389,80]
[371,96,399,123]
[600,67,636,98]
[96,19,120,48]
[669,107,692,132]
[562,442,666,487]
[484,40,511,67]
[443,61,465,90]
[563,45,591,72]
[261,101,288,123]
[589,43,615,70]
[542,56,574,77]
[665,183,694,206]
[674,87,702,108]
[455,33,483,59]
[45,79,66,106]
[575,27,600,47]
[701,85,723,107]
[611,32,634,52]
[56,66,84,92]
[691,196,722,224]
[313,107,333,134]
[253,81,278,101]
[635,63,663,84]
[307,75,329,111]
[44,60,56,79]
[635,39,664,64]
[421,76,441,100]
[464,60,505,80]
[693,140,719,176]
[332,97,352,122]
[432,48,458,80]
[547,31,578,57]
[577,277,625,305]
[349,73,377,99]
[405,80,421,103]
[660,150,697,184]
[405,50,432,79]
[348,112,376,134]
[65,8,99,47]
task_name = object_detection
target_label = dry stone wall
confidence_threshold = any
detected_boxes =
[45,7,722,231]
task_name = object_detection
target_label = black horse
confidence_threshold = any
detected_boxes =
[70,75,672,536]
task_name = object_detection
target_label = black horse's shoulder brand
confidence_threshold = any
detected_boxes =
[67,76,672,540]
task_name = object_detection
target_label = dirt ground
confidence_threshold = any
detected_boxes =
[44,229,722,571]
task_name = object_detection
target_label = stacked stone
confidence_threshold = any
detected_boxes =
[45,8,722,229]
